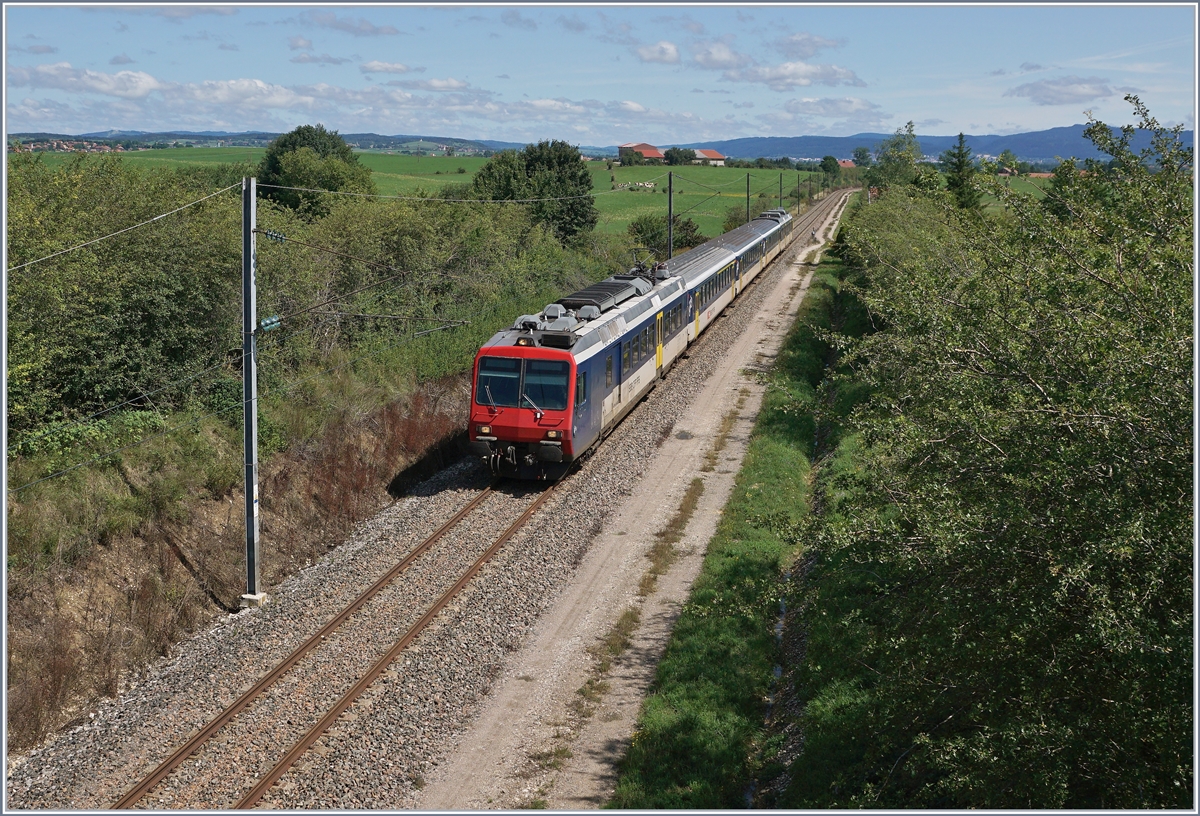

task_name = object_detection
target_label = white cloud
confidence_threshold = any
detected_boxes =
[775,32,843,60]
[303,12,399,37]
[8,62,165,98]
[724,61,865,91]
[173,78,317,110]
[524,97,589,114]
[653,14,706,35]
[109,53,134,65]
[501,10,537,31]
[361,60,411,74]
[1004,75,1114,106]
[390,78,471,92]
[288,35,312,51]
[125,6,237,21]
[692,40,749,70]
[760,94,889,133]
[785,96,880,118]
[596,13,636,46]
[636,41,679,64]
[556,14,587,32]
[290,53,350,65]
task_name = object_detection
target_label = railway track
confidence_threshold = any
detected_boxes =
[103,189,851,811]
[112,480,558,810]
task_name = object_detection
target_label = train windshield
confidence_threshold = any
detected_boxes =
[524,360,569,410]
[475,356,570,411]
[476,356,521,407]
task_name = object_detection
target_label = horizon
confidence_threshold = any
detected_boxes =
[5,4,1195,145]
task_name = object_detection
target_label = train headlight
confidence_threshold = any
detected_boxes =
[477,425,491,435]
[516,336,534,346]
[545,430,562,439]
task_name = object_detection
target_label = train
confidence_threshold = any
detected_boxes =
[465,207,795,480]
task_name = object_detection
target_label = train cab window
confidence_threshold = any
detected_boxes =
[524,359,570,410]
[475,356,521,407]
[575,371,587,409]
[606,355,613,388]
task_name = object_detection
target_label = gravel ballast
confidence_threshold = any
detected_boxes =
[6,195,847,810]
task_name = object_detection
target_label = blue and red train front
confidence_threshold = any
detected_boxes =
[466,345,577,480]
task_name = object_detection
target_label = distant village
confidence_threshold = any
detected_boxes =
[7,137,222,154]
[9,138,139,153]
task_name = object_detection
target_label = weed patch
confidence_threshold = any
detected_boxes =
[639,478,702,596]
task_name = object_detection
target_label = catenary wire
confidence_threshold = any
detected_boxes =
[6,183,241,274]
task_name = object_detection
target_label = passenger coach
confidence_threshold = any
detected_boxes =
[467,209,794,479]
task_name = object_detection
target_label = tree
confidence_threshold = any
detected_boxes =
[997,148,1020,174]
[939,133,980,210]
[471,140,598,243]
[257,124,375,211]
[627,214,705,258]
[787,97,1192,808]
[852,146,873,167]
[722,205,748,234]
[664,147,697,166]
[866,121,923,191]
[820,155,840,177]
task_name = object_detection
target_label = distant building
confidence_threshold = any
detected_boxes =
[618,142,665,163]
[838,159,855,169]
[692,148,725,166]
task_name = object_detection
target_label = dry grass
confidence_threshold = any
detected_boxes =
[701,410,740,472]
[639,477,704,596]
[5,375,469,754]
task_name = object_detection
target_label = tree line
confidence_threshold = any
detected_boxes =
[779,97,1192,807]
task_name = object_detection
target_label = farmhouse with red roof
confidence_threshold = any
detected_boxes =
[618,142,665,163]
[692,148,725,166]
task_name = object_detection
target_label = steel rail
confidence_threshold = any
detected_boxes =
[234,482,560,809]
[112,187,851,811]
[111,483,497,809]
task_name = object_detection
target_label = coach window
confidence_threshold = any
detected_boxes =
[623,343,630,374]
[606,355,613,388]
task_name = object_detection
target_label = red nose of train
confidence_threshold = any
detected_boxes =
[466,346,575,479]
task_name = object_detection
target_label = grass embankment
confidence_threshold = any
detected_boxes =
[608,243,872,808]
[5,150,629,753]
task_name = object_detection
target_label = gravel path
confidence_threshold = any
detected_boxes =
[5,192,852,811]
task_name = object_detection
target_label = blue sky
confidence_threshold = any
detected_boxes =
[4,3,1195,144]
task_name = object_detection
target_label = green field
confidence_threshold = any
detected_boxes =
[594,163,821,236]
[12,147,825,239]
[354,153,491,196]
[21,146,265,171]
